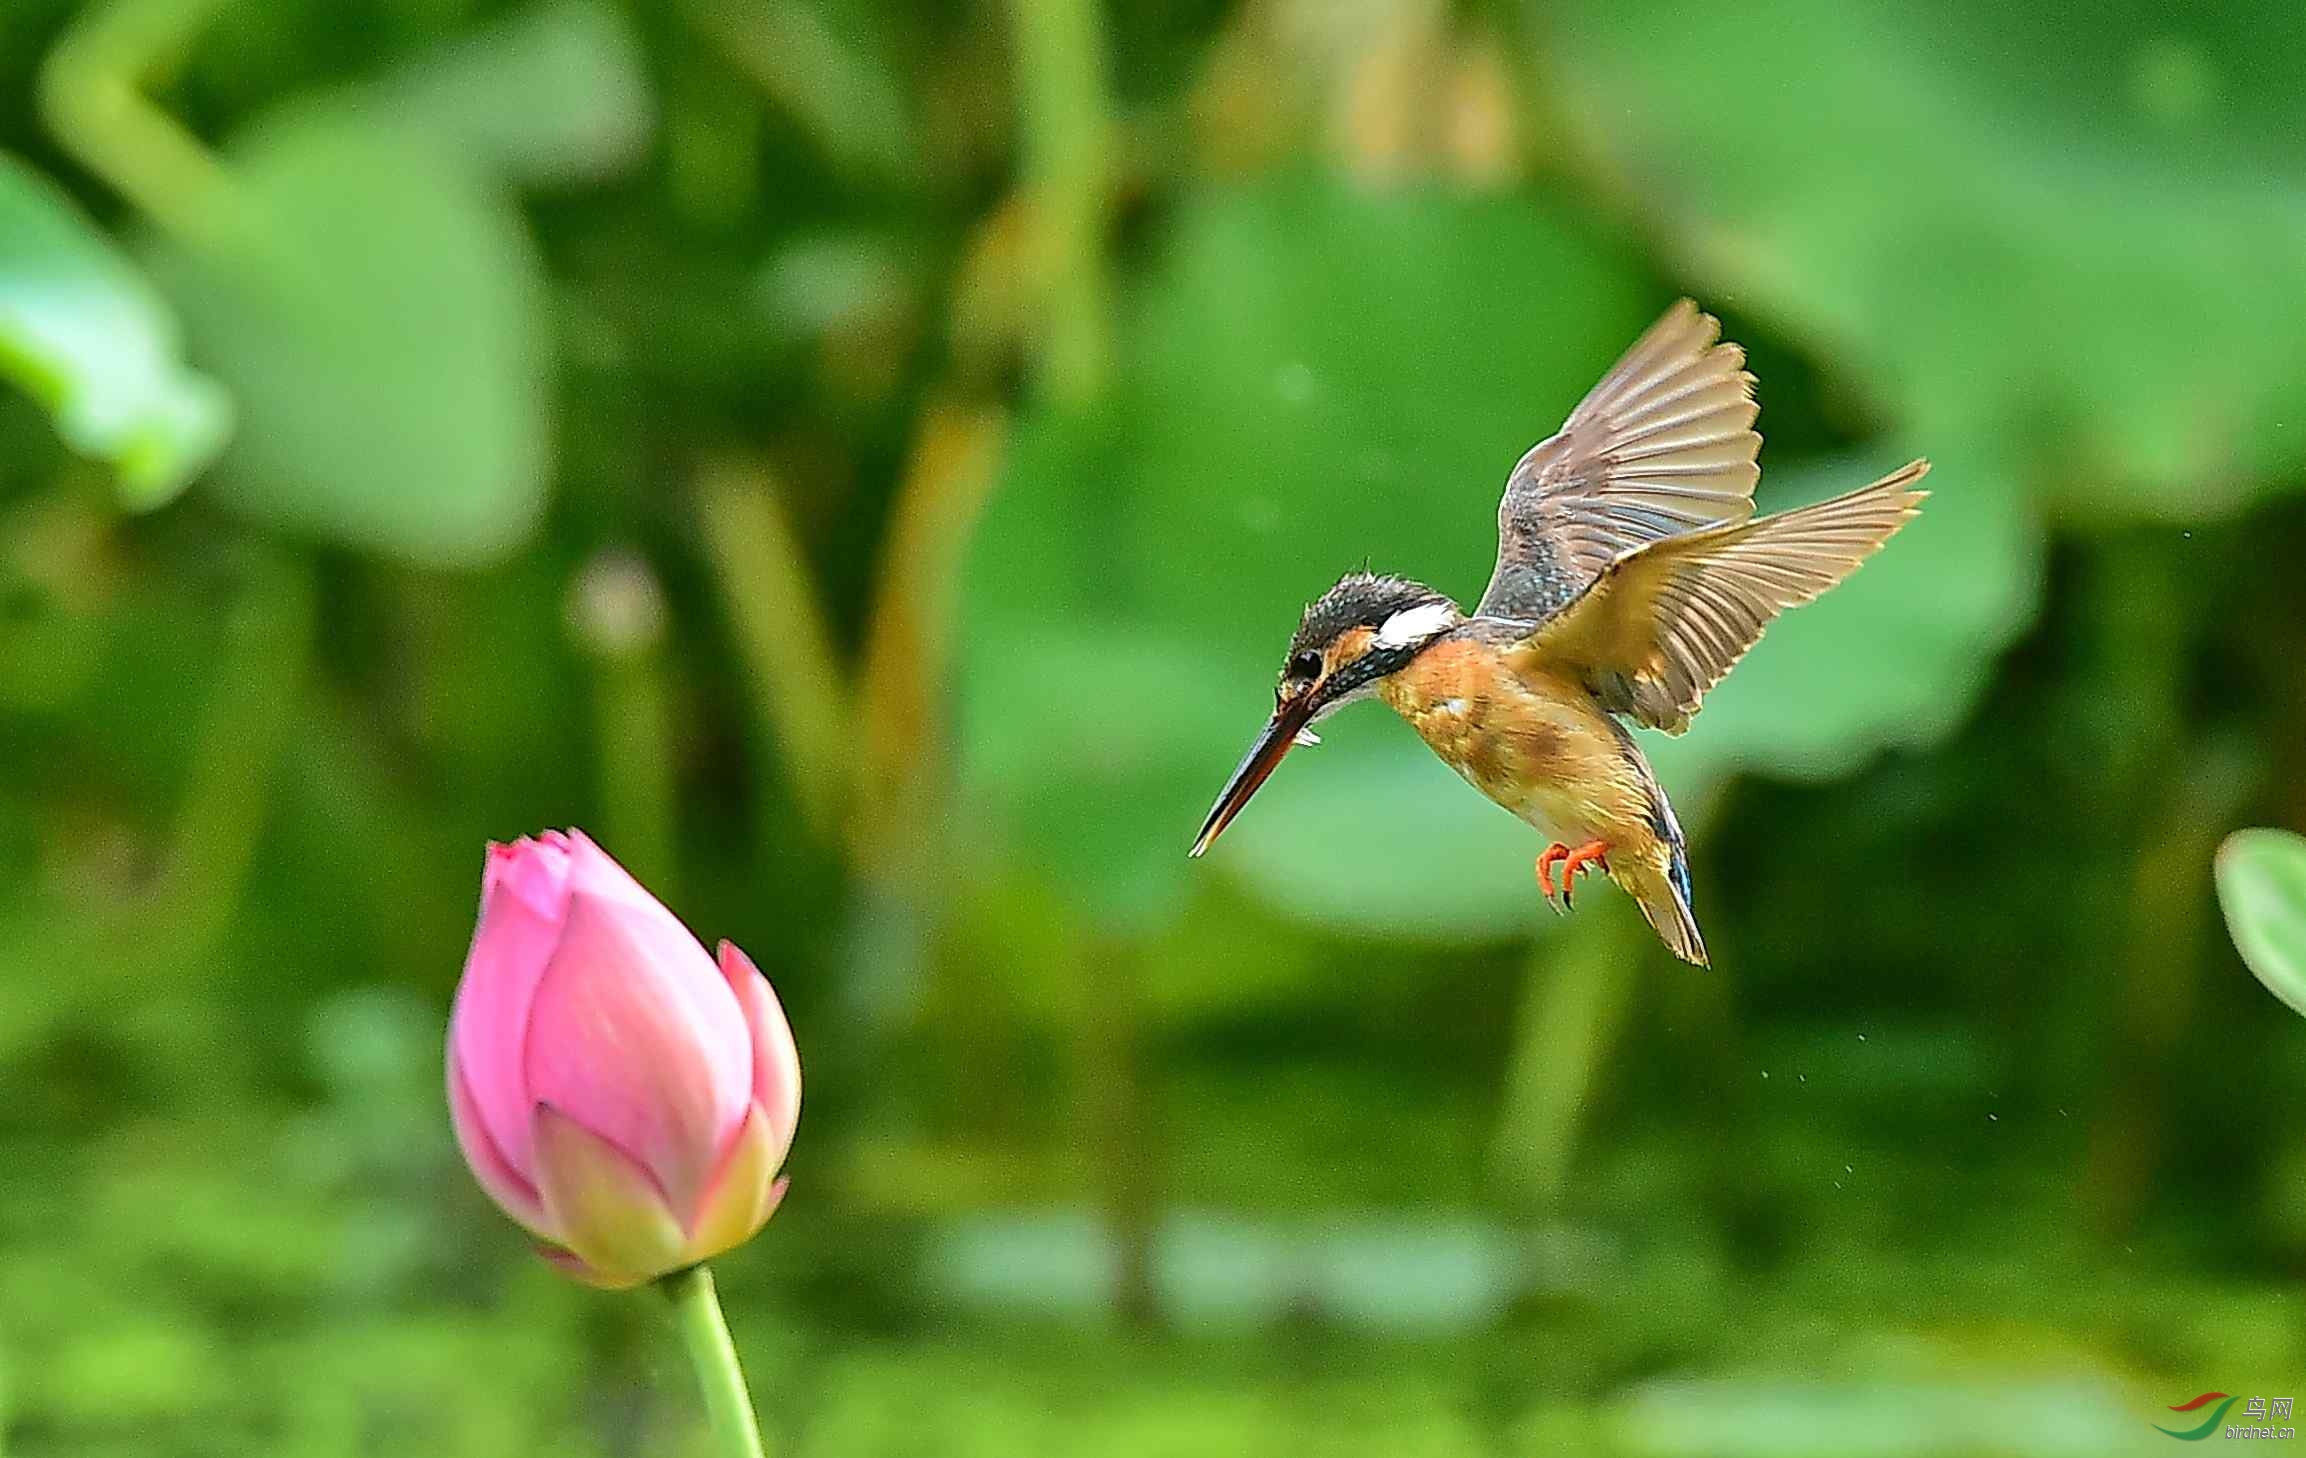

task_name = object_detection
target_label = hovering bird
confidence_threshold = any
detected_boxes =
[1188,300,1927,964]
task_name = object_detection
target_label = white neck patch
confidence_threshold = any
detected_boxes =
[1373,600,1455,650]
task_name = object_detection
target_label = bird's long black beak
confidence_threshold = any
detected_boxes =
[1190,698,1315,857]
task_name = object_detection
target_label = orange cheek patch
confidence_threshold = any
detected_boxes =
[1328,626,1376,672]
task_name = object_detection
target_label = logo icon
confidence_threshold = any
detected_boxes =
[2158,1393,2240,1441]
[2158,1392,2295,1441]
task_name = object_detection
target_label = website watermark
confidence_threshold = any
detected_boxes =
[2158,1393,2296,1442]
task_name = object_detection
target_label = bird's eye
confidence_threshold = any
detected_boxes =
[1288,651,1322,681]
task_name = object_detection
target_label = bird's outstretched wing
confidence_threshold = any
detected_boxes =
[1513,461,1929,733]
[1474,299,1763,625]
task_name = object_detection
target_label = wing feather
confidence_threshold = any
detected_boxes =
[1519,461,1930,733]
[1476,300,1762,623]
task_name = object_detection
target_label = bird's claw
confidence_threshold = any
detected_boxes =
[1537,840,1609,911]
[1535,843,1568,907]
[1559,839,1610,909]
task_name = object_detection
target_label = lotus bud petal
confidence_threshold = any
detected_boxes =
[445,830,802,1285]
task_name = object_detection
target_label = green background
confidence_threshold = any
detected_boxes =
[3,0,2305,1452]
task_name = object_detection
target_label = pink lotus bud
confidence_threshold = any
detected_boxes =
[446,830,801,1288]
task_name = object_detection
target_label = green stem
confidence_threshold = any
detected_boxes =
[848,401,1004,885]
[568,552,678,895]
[1489,902,1646,1212]
[695,458,852,843]
[0,549,312,1059]
[1071,934,1157,1326]
[660,1264,767,1458]
[1009,0,1114,407]
[38,0,245,246]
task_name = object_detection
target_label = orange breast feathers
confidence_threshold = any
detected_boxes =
[1379,642,1557,805]
[1378,640,1643,832]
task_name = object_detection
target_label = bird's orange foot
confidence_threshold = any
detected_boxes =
[1535,843,1570,907]
[1555,840,1611,910]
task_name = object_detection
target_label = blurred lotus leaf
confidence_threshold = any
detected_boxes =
[133,0,654,565]
[353,0,651,188]
[2216,827,2306,1017]
[1548,0,2306,519]
[0,152,229,508]
[146,115,550,566]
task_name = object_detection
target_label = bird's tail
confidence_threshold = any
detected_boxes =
[1619,848,1707,966]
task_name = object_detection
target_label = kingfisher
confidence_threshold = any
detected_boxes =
[1188,300,1927,965]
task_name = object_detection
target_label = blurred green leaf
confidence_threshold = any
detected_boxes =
[1548,0,2306,518]
[960,615,1261,932]
[147,114,549,565]
[0,152,229,507]
[356,0,651,187]
[2216,827,2306,1016]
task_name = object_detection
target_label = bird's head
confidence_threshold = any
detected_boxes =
[1190,573,1460,857]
